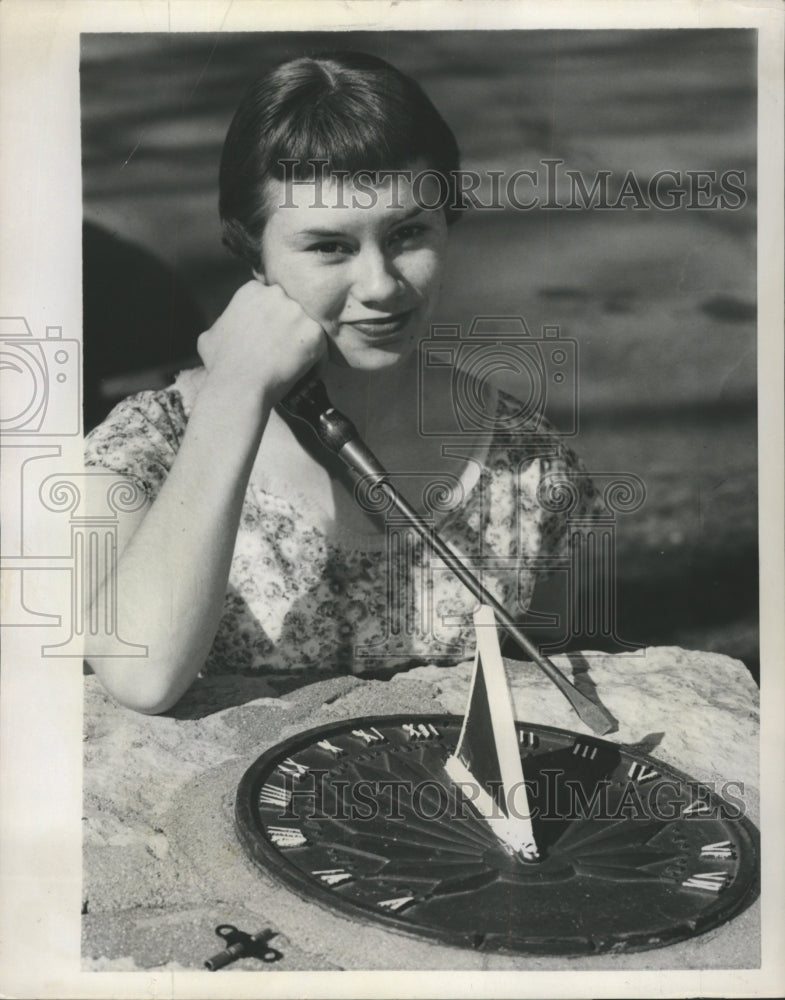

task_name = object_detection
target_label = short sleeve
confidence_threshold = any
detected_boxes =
[84,389,188,502]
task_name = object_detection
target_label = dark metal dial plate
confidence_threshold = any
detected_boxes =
[234,714,759,955]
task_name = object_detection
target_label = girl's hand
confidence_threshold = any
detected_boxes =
[197,280,327,406]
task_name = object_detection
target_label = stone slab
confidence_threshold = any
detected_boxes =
[82,647,759,972]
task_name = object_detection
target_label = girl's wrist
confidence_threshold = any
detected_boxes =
[192,369,275,453]
[200,366,274,418]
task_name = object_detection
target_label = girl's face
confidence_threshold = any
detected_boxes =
[257,169,449,371]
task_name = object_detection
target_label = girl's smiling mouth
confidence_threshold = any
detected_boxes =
[344,309,415,338]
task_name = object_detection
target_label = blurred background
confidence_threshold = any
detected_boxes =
[81,29,758,678]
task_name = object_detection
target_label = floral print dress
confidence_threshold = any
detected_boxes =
[85,368,597,678]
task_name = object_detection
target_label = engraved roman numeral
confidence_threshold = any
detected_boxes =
[277,757,309,780]
[351,727,387,745]
[312,868,353,886]
[683,798,712,815]
[518,730,539,748]
[258,784,291,808]
[572,741,598,760]
[627,761,660,783]
[682,871,728,893]
[377,895,415,912]
[317,739,345,757]
[700,841,735,860]
[267,826,307,848]
[402,722,440,740]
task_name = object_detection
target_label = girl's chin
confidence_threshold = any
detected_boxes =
[328,340,418,372]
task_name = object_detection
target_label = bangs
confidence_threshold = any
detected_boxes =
[263,72,448,181]
[219,52,461,268]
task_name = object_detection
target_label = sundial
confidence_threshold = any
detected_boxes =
[232,379,760,956]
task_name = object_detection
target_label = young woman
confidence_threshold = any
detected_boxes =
[84,51,596,713]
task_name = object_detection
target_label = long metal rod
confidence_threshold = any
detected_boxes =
[375,478,615,735]
[278,376,616,735]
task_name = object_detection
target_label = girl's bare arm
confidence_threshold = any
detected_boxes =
[86,281,325,713]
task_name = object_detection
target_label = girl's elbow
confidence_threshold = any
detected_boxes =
[87,657,197,715]
[126,688,182,716]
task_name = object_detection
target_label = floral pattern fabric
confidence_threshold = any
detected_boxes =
[85,368,598,677]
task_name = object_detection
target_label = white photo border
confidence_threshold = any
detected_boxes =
[0,2,782,998]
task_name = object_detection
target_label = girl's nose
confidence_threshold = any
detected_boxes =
[351,246,401,306]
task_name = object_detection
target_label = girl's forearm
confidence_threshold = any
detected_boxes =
[86,376,272,713]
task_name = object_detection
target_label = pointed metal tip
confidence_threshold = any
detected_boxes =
[574,697,618,736]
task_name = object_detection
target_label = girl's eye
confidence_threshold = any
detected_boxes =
[308,241,353,257]
[389,224,427,246]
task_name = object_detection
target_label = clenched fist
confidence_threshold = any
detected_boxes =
[197,280,327,407]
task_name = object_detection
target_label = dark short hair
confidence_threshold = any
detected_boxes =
[219,51,461,269]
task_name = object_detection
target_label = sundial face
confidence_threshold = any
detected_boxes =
[234,714,759,955]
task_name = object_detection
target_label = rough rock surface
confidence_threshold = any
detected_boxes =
[82,647,759,972]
